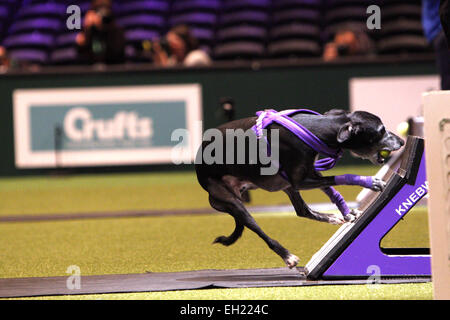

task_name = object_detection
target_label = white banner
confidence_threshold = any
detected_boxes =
[13,84,202,168]
[350,75,439,132]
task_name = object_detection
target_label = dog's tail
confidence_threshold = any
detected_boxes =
[213,218,244,246]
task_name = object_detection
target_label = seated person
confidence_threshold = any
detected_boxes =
[323,24,375,61]
[76,0,125,64]
[152,25,211,67]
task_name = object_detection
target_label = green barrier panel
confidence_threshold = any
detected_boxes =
[0,59,436,176]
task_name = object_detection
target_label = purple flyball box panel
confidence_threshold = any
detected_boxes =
[323,151,431,278]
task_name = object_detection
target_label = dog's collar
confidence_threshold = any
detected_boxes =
[252,109,343,171]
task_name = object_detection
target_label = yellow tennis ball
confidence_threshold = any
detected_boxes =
[397,121,409,136]
[379,150,391,159]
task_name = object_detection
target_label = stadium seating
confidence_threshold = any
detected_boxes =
[268,0,322,58]
[0,0,432,65]
[378,0,429,54]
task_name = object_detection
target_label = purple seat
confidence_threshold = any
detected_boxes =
[3,32,54,49]
[125,29,160,43]
[325,0,381,8]
[273,0,322,9]
[270,23,321,40]
[55,32,78,48]
[378,35,430,54]
[17,3,66,19]
[217,25,267,42]
[219,11,269,26]
[172,0,220,13]
[0,0,19,7]
[0,5,8,20]
[272,8,321,25]
[324,6,368,24]
[117,14,165,30]
[118,0,169,16]
[190,27,214,43]
[9,18,62,34]
[222,0,271,12]
[50,47,78,64]
[214,41,265,59]
[380,19,424,37]
[8,48,48,64]
[381,4,422,22]
[268,39,321,57]
[56,1,91,15]
[169,12,217,27]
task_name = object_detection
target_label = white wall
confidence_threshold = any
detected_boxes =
[350,75,440,132]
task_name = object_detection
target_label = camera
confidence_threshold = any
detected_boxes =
[141,37,172,58]
[336,44,350,56]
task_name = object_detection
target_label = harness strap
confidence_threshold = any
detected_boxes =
[252,109,343,172]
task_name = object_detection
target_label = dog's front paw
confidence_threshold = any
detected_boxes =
[284,254,299,269]
[344,214,355,223]
[344,209,362,223]
[326,213,346,225]
[371,178,386,192]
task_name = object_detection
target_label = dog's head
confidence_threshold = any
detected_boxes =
[327,109,405,165]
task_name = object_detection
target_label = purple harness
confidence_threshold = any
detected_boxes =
[252,109,343,172]
[251,108,375,217]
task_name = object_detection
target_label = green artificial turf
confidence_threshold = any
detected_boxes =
[0,167,432,300]
[0,208,428,279]
[0,213,336,278]
[0,166,377,216]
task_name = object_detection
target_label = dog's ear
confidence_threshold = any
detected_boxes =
[337,122,353,143]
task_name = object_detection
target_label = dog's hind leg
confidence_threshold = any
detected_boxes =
[207,179,299,268]
[284,187,345,225]
[209,195,244,246]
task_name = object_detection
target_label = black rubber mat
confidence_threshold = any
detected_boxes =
[0,267,431,298]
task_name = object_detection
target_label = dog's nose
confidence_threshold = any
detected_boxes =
[399,139,405,147]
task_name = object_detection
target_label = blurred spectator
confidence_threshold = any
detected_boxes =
[0,46,9,72]
[76,0,125,65]
[423,0,450,89]
[152,25,211,67]
[323,25,375,61]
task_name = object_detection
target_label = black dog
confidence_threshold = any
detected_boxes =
[195,109,404,268]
